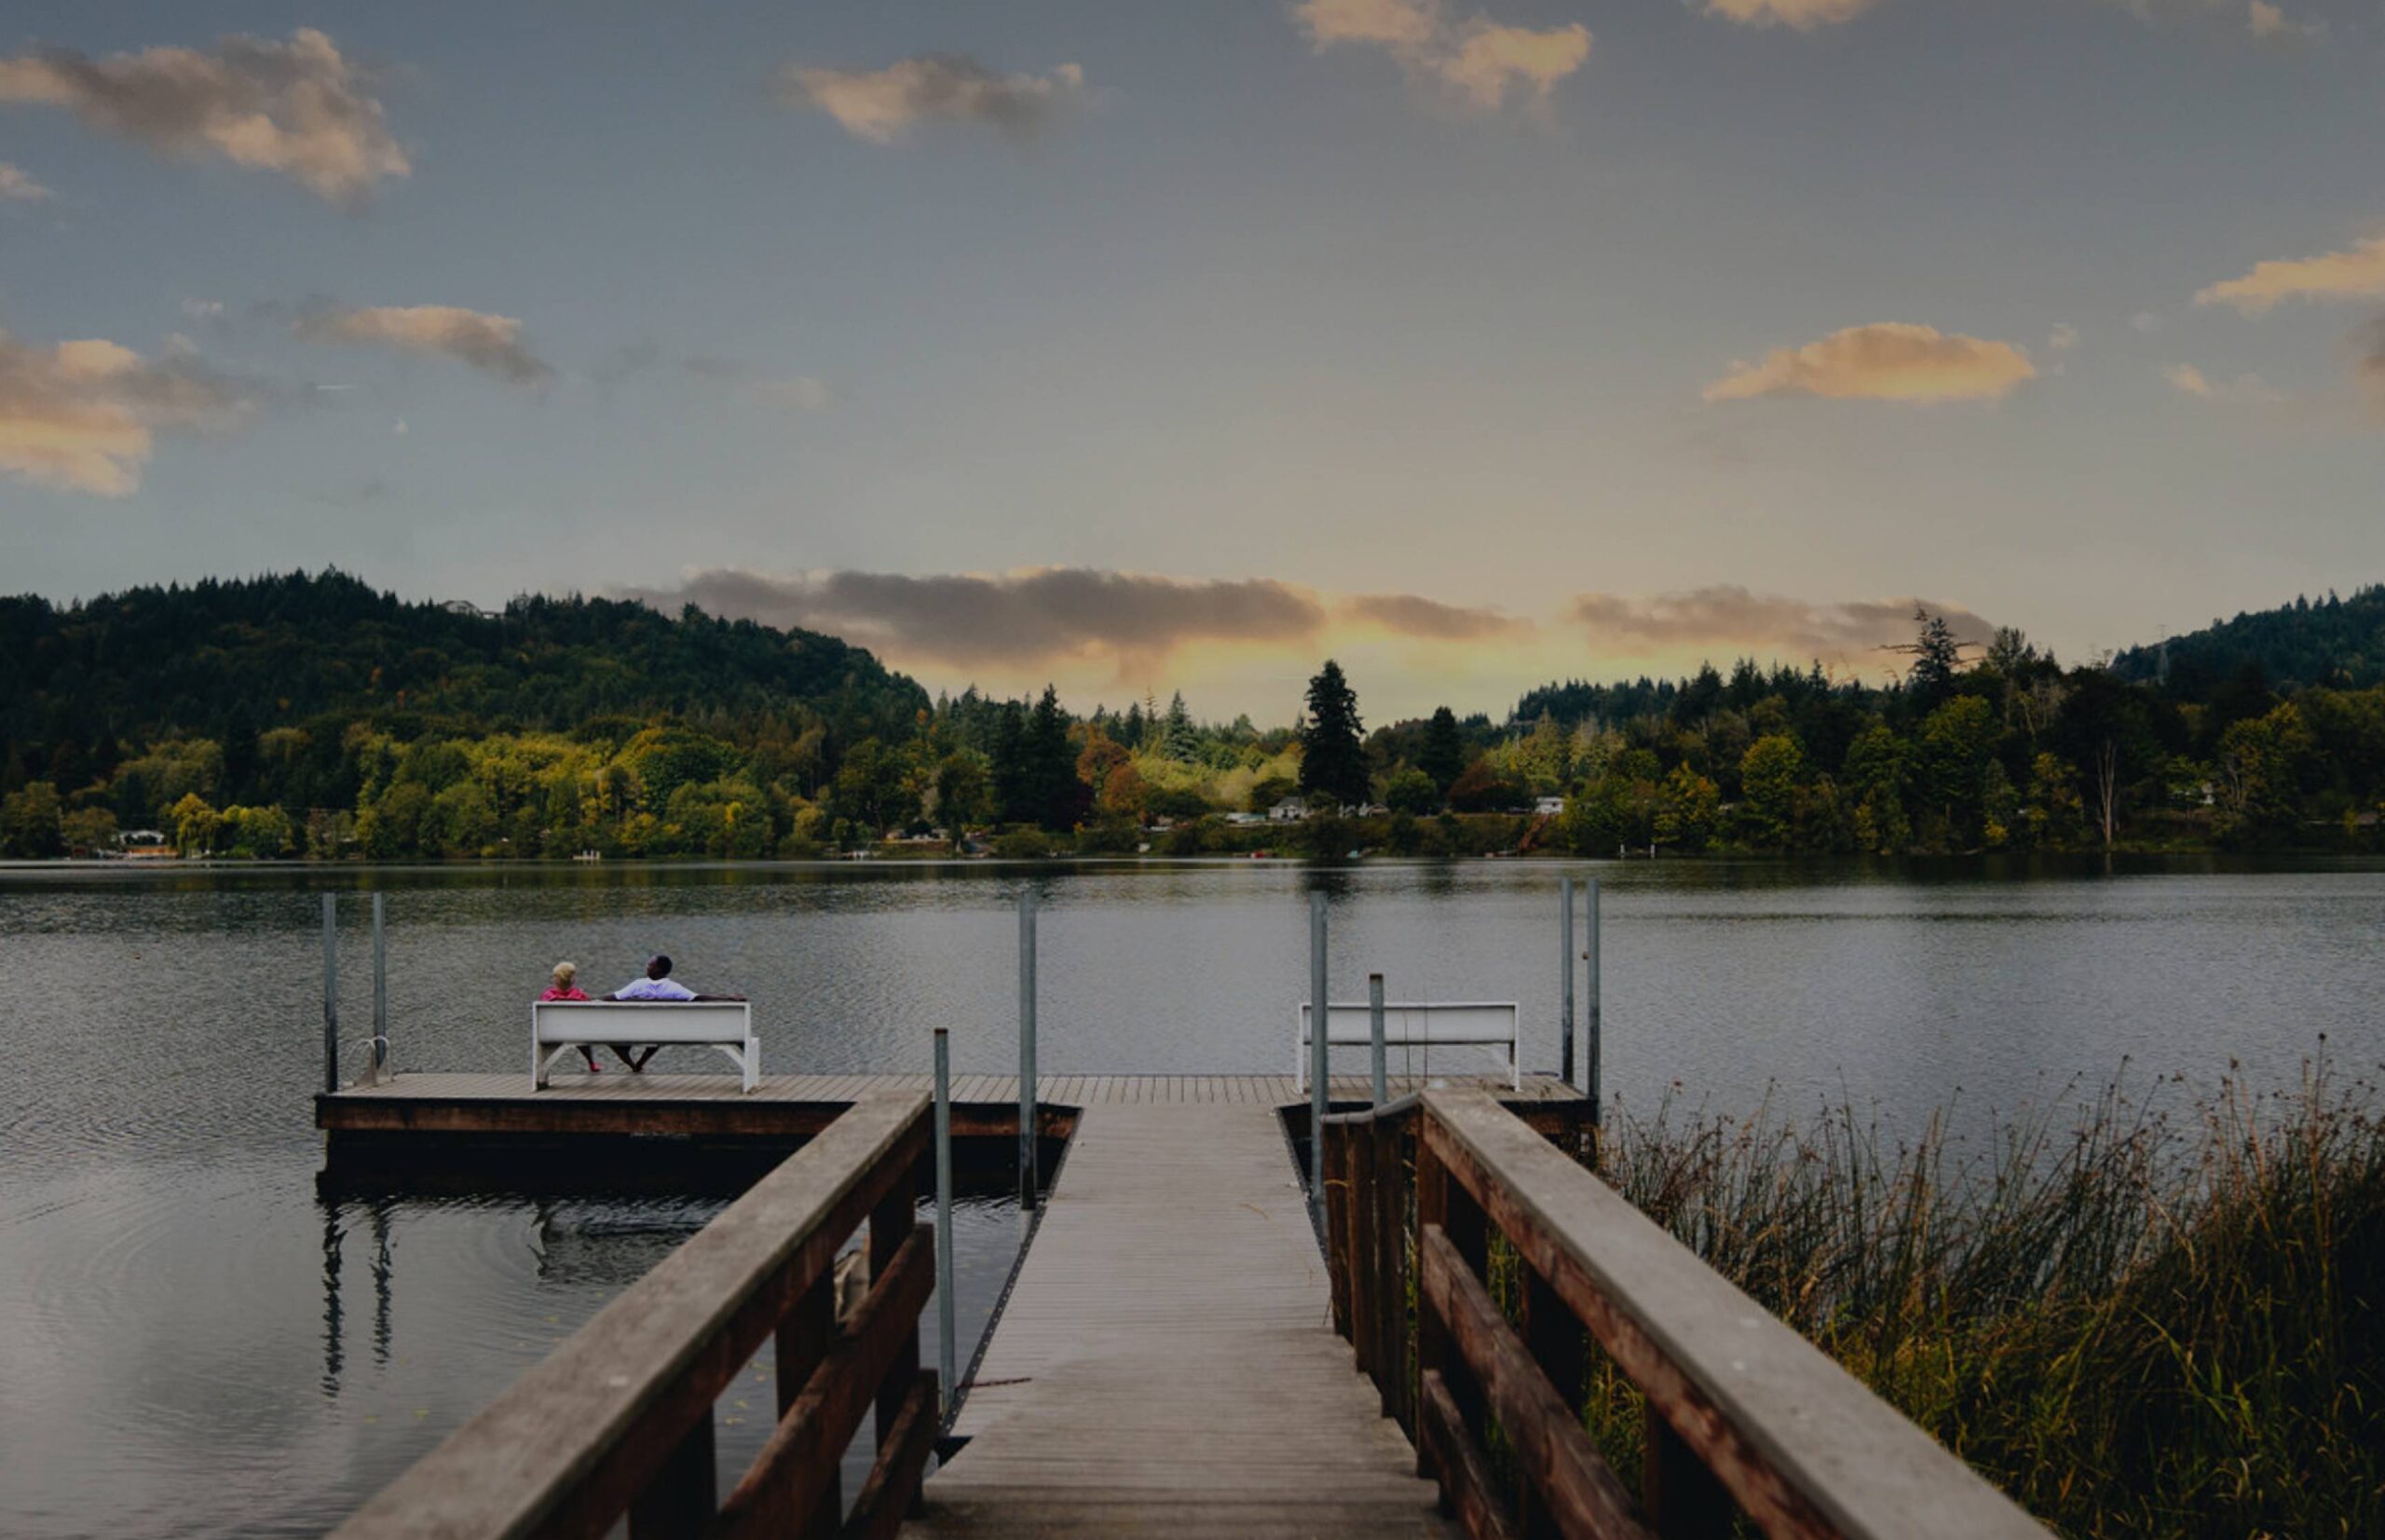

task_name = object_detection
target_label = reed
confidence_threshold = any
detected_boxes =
[1586,1056,2385,1538]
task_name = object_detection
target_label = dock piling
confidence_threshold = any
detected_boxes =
[370,893,388,1085]
[320,893,339,1095]
[1369,972,1387,1108]
[1559,877,1575,1087]
[1585,877,1601,1124]
[1309,892,1328,1213]
[934,1027,956,1421]
[1017,889,1038,1211]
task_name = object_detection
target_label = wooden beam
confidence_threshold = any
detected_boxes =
[1420,1089,2051,1540]
[330,1092,930,1540]
[838,1370,939,1540]
[1419,1369,1520,1540]
[1419,1225,1655,1540]
[709,1226,936,1540]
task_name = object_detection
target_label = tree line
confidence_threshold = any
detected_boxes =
[4,571,2383,859]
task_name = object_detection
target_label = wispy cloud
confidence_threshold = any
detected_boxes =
[1293,0,1590,114]
[2245,0,2324,38]
[777,54,1087,143]
[1700,0,1886,30]
[1703,322,2037,404]
[0,161,50,200]
[2195,233,2385,315]
[0,328,258,495]
[2162,362,2283,403]
[683,356,829,412]
[1569,586,1995,662]
[0,29,406,207]
[293,305,552,387]
[1344,593,1532,641]
[625,567,1329,674]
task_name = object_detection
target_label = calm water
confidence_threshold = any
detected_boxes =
[3,854,2381,1537]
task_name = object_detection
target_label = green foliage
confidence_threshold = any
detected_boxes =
[1596,1070,2385,1538]
[1,781,64,857]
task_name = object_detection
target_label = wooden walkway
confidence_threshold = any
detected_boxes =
[905,1099,1458,1538]
[326,1071,1585,1107]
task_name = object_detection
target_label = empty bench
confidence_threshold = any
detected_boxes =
[532,1001,760,1092]
[1296,1000,1520,1092]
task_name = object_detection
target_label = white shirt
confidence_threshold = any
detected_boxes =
[614,975,696,1000]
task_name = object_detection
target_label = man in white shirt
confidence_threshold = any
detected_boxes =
[610,954,699,1002]
[606,955,742,1070]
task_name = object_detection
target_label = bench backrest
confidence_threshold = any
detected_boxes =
[1297,1001,1518,1047]
[535,1000,752,1043]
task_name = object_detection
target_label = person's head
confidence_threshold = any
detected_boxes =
[646,954,673,980]
[552,961,578,990]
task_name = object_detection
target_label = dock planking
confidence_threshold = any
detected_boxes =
[904,1098,1460,1538]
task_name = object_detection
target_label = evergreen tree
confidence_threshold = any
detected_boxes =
[1419,705,1465,793]
[1298,661,1368,808]
[1162,691,1197,761]
[1903,606,1962,711]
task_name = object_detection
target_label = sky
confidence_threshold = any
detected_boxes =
[4,0,2384,723]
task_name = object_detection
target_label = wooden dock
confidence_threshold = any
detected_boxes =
[906,1097,1456,1536]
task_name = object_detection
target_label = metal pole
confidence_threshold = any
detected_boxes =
[1017,889,1038,1211]
[1585,877,1602,1124]
[320,893,339,1095]
[934,1027,956,1419]
[1309,892,1328,1213]
[1560,876,1576,1087]
[1369,972,1387,1108]
[371,893,388,1084]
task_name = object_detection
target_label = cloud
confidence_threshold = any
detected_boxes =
[2132,310,2162,333]
[180,298,225,320]
[0,161,49,200]
[2162,362,2283,403]
[2351,317,2385,415]
[0,28,406,206]
[627,568,1332,673]
[683,356,829,411]
[2246,0,2324,37]
[1569,587,1995,662]
[1293,0,1590,113]
[2195,233,2385,315]
[293,305,552,387]
[1700,0,1886,30]
[777,54,1087,143]
[0,328,257,495]
[1344,593,1532,641]
[1702,322,2037,404]
[2048,323,2080,351]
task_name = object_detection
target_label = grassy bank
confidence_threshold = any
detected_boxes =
[1576,1064,2385,1537]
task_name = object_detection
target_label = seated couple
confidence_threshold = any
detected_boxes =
[538,954,745,1072]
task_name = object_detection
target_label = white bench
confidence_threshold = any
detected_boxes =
[1296,1001,1520,1093]
[532,1001,759,1092]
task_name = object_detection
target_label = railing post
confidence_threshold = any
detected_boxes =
[1309,892,1329,1218]
[1369,972,1387,1108]
[934,1028,956,1423]
[1585,877,1601,1127]
[627,1416,716,1538]
[371,892,388,1084]
[871,1148,923,1453]
[1643,1411,1734,1538]
[321,893,339,1095]
[1346,1119,1376,1376]
[1373,1111,1409,1428]
[1560,877,1575,1087]
[1413,1110,1449,1482]
[1017,889,1038,1211]
[773,1269,840,1537]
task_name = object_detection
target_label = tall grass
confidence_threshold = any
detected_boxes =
[1588,1057,2385,1539]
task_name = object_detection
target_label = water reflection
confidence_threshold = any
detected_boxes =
[3,855,2381,1536]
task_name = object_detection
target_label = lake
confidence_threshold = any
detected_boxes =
[2,854,2379,1537]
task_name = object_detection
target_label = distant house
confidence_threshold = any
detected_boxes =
[1267,797,1308,824]
[1534,796,1566,817]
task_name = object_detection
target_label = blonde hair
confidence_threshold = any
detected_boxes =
[552,961,578,987]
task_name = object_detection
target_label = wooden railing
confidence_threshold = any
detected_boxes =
[333,1089,940,1540]
[1322,1087,2052,1540]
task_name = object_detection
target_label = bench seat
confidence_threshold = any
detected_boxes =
[532,1001,758,1091]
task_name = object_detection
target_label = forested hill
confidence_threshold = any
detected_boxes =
[0,569,928,751]
[2110,586,2385,695]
